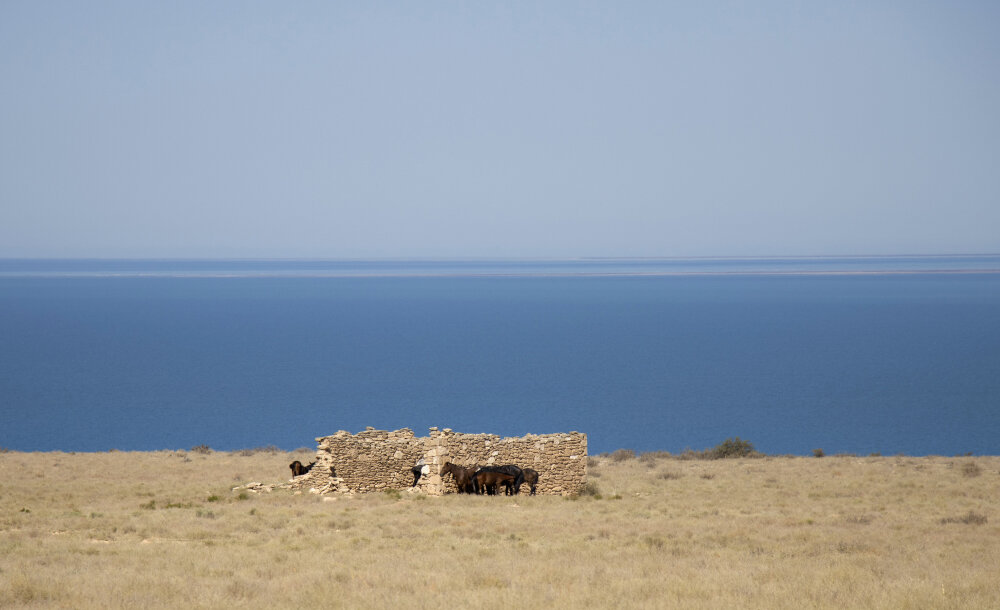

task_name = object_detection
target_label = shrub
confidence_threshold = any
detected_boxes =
[710,437,755,459]
[961,462,982,477]
[658,470,683,480]
[673,439,760,460]
[586,456,600,468]
[610,449,636,462]
[813,448,825,458]
[191,444,212,454]
[579,481,601,497]
[677,448,702,460]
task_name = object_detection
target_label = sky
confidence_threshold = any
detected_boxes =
[1,1,998,259]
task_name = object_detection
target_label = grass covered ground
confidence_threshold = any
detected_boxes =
[2,448,998,608]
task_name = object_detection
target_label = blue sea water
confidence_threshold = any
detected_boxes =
[2,257,999,456]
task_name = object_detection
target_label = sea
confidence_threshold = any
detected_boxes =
[2,256,999,456]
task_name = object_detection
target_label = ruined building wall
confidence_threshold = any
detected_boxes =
[291,427,587,496]
[423,428,588,496]
[293,427,426,494]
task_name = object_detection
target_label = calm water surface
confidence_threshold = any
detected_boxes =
[1,258,999,455]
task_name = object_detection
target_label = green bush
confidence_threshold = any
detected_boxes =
[710,437,755,459]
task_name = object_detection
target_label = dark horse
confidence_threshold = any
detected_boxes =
[515,467,539,495]
[289,460,316,477]
[440,462,478,494]
[474,465,523,495]
[473,470,517,496]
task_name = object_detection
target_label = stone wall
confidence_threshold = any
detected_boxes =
[290,426,587,496]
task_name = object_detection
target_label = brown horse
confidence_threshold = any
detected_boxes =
[473,470,516,496]
[289,460,316,477]
[516,468,539,495]
[440,462,477,494]
[475,465,522,495]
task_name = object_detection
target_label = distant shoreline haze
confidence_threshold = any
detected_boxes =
[1,255,999,278]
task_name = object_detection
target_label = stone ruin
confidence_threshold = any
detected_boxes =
[288,426,588,496]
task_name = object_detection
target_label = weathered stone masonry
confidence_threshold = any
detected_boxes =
[291,427,588,496]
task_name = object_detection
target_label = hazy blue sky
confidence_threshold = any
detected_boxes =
[2,2,998,258]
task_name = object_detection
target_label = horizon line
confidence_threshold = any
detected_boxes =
[2,252,1000,263]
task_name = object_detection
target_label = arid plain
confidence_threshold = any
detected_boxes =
[2,448,998,608]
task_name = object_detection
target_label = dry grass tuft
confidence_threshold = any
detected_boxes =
[940,511,988,525]
[237,445,282,456]
[961,461,983,477]
[609,448,636,462]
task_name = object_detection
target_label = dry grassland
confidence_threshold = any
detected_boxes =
[2,449,999,609]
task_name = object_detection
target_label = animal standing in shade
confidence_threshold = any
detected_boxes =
[474,464,522,495]
[411,456,429,486]
[289,460,316,477]
[516,468,539,495]
[472,469,517,495]
[440,462,478,494]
